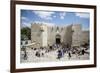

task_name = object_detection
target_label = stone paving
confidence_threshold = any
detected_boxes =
[20,48,89,63]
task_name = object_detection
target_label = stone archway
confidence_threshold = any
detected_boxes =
[55,34,61,44]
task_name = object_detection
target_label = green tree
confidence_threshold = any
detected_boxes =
[21,27,31,40]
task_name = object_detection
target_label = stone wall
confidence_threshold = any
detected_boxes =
[72,24,82,47]
[31,23,89,48]
[63,25,72,47]
[31,23,42,47]
[81,30,89,45]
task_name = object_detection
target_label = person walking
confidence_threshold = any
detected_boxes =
[68,51,71,59]
[57,50,62,59]
[24,50,28,60]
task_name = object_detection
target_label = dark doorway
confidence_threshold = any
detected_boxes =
[56,38,61,44]
[55,34,61,44]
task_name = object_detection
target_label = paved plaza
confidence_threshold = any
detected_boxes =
[20,47,89,63]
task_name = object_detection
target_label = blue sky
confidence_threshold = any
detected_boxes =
[21,10,90,30]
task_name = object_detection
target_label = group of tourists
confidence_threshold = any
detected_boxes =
[21,43,89,60]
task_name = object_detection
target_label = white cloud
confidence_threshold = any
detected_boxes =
[21,16,28,21]
[21,17,31,28]
[53,15,56,18]
[33,21,55,26]
[76,13,90,18]
[45,22,55,26]
[33,11,55,20]
[60,12,66,19]
[82,27,89,31]
[21,22,31,28]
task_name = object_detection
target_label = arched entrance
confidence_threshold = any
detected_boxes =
[55,34,61,44]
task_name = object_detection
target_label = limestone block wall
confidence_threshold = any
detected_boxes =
[81,30,89,45]
[47,26,66,46]
[47,26,56,46]
[41,25,48,47]
[31,23,89,48]
[72,24,82,47]
[63,25,72,47]
[31,23,42,47]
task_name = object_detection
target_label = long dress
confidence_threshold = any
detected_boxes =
[57,50,62,59]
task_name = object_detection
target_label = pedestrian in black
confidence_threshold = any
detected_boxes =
[57,50,62,59]
[68,51,71,59]
[24,50,28,60]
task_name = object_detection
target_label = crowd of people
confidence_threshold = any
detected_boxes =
[21,43,89,61]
